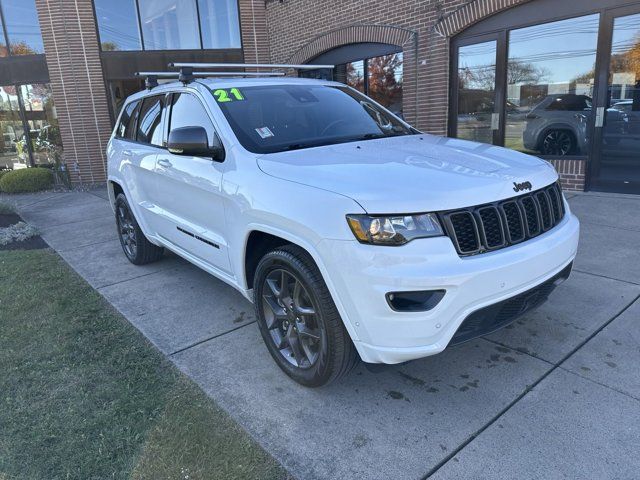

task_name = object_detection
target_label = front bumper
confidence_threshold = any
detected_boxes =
[317,211,580,364]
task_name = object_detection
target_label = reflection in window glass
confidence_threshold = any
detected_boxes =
[0,85,27,169]
[346,60,365,93]
[2,0,44,55]
[367,53,403,116]
[457,41,497,144]
[198,0,241,49]
[138,0,200,50]
[600,13,640,183]
[94,0,142,51]
[136,96,164,146]
[170,93,216,146]
[20,84,63,165]
[508,14,599,156]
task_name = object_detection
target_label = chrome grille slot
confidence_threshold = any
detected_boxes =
[499,200,525,243]
[519,195,541,237]
[445,211,480,254]
[535,191,554,230]
[476,206,505,249]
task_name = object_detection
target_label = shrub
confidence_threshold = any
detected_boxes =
[0,168,53,194]
[0,170,9,181]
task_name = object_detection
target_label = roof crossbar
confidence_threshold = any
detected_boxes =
[136,71,286,77]
[136,62,330,88]
[135,70,286,89]
[168,62,334,70]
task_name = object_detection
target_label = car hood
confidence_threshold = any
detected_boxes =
[256,134,558,213]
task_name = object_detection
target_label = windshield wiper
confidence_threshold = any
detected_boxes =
[359,133,386,140]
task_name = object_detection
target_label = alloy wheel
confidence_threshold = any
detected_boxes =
[542,131,573,156]
[116,204,137,258]
[261,268,323,368]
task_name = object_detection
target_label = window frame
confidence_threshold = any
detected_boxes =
[91,0,243,52]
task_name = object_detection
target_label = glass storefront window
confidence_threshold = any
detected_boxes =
[367,53,403,116]
[457,41,497,144]
[93,0,142,51]
[346,60,365,93]
[599,13,640,184]
[507,14,600,156]
[198,0,241,49]
[138,0,200,50]
[0,85,27,169]
[1,0,44,55]
[20,84,63,166]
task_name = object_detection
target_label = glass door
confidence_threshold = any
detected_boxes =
[591,8,640,193]
[451,35,504,145]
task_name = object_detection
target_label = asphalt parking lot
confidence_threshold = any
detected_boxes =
[5,188,639,479]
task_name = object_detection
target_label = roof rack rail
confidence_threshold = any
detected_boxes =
[168,62,334,70]
[136,62,333,88]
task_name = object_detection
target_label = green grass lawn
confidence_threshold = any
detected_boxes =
[0,249,288,480]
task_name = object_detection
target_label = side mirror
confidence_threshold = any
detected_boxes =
[167,126,225,161]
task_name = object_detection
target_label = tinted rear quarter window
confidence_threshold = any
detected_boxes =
[116,100,140,139]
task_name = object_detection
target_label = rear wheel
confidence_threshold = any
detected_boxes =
[115,193,164,265]
[253,245,359,387]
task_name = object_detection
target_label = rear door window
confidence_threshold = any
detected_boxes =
[136,95,166,146]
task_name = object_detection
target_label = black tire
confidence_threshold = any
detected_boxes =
[540,129,576,156]
[253,244,359,387]
[114,193,164,265]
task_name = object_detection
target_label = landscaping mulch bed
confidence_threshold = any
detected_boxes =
[0,212,48,251]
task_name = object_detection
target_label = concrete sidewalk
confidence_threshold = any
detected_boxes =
[4,188,640,479]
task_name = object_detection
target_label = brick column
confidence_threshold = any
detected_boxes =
[238,0,270,65]
[35,0,112,185]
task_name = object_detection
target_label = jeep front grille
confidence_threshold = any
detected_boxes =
[440,183,565,256]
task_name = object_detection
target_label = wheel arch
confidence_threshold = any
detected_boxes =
[108,180,125,206]
[242,226,363,345]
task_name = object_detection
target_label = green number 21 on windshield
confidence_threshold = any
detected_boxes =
[213,88,245,103]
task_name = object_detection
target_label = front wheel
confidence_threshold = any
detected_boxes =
[540,129,576,156]
[253,245,359,387]
[114,193,164,265]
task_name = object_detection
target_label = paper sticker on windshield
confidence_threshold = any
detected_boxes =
[213,88,245,103]
[255,127,274,139]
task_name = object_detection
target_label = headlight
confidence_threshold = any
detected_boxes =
[346,213,444,245]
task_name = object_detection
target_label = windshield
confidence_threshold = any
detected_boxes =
[209,84,417,154]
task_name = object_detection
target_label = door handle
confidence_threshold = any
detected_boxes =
[122,149,132,156]
[158,159,172,168]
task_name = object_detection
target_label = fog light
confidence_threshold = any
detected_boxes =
[386,290,446,312]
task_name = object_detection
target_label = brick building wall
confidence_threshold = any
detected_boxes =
[263,0,585,190]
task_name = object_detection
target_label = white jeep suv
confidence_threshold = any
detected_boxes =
[107,75,580,387]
